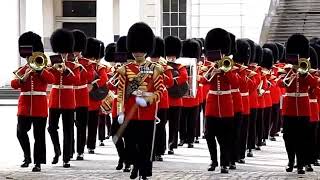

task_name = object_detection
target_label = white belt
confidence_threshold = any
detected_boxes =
[20,91,46,96]
[73,84,87,89]
[199,84,203,87]
[52,85,74,89]
[310,99,318,103]
[285,93,308,97]
[265,90,270,94]
[230,89,239,93]
[132,90,154,97]
[208,90,231,95]
[241,92,249,97]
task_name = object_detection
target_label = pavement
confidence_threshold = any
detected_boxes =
[0,105,320,179]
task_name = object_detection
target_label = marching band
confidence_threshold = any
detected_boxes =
[11,22,320,179]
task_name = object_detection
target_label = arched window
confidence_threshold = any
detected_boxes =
[162,0,186,40]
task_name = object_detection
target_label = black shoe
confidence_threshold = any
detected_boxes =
[130,167,138,179]
[221,166,229,173]
[269,136,276,141]
[305,165,313,172]
[20,159,31,168]
[88,149,95,154]
[229,164,237,170]
[274,133,279,136]
[155,155,163,161]
[123,164,131,172]
[178,141,185,146]
[32,164,41,172]
[261,140,266,146]
[100,141,105,146]
[207,165,216,171]
[140,176,148,180]
[255,146,261,151]
[76,154,84,160]
[194,138,200,144]
[286,165,293,172]
[247,151,253,157]
[314,160,320,166]
[297,168,305,174]
[106,135,110,139]
[116,161,123,170]
[238,159,245,164]
[63,162,70,168]
[188,143,194,148]
[52,155,60,164]
[168,149,174,155]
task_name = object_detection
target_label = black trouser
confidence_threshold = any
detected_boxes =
[256,108,264,146]
[263,107,272,140]
[98,114,111,141]
[17,116,47,164]
[75,107,88,154]
[195,104,202,138]
[168,106,181,149]
[283,116,308,168]
[239,114,249,159]
[70,116,75,157]
[48,108,74,163]
[317,122,320,160]
[126,120,155,177]
[270,104,280,136]
[154,108,168,156]
[230,112,243,163]
[247,108,257,150]
[202,102,206,135]
[205,117,233,167]
[87,110,99,150]
[180,106,198,143]
[306,122,318,165]
[111,117,130,165]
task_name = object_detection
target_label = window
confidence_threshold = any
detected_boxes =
[162,0,187,40]
[61,0,97,37]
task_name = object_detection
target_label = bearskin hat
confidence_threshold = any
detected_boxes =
[98,40,105,59]
[150,37,165,58]
[233,39,251,65]
[204,28,231,55]
[286,34,309,59]
[164,36,182,58]
[182,39,201,59]
[72,29,87,52]
[310,37,320,67]
[104,43,116,62]
[229,33,236,56]
[83,38,102,59]
[50,28,74,53]
[261,48,273,69]
[244,39,256,63]
[18,31,44,58]
[309,46,318,69]
[263,43,279,63]
[275,42,285,61]
[127,22,155,54]
[255,44,263,64]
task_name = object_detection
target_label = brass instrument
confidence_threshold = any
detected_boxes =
[203,55,234,82]
[297,58,311,75]
[283,68,296,87]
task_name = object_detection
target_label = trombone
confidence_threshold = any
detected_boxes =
[203,55,234,82]
[282,58,311,87]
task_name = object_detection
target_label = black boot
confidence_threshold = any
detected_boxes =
[247,150,253,157]
[63,161,70,168]
[305,164,313,172]
[297,167,305,174]
[314,160,320,166]
[220,166,229,173]
[140,176,148,180]
[207,161,216,171]
[76,153,84,160]
[229,162,236,170]
[178,140,185,146]
[168,148,174,155]
[269,136,276,141]
[194,137,199,144]
[238,159,245,164]
[187,143,194,148]
[21,158,31,168]
[32,164,41,172]
[130,166,138,179]
[123,164,131,172]
[99,141,104,146]
[52,154,60,164]
[285,164,293,172]
[116,160,123,170]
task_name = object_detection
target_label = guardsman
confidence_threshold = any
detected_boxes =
[83,38,108,154]
[71,29,91,161]
[48,29,80,168]
[179,39,201,149]
[202,28,239,174]
[278,34,318,174]
[116,22,164,180]
[149,37,174,161]
[12,32,55,172]
[164,36,188,155]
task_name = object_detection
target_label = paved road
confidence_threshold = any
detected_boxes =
[0,106,319,179]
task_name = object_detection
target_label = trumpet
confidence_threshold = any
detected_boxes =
[203,56,234,82]
[297,58,311,75]
[283,68,297,87]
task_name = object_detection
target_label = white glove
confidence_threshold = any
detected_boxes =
[118,113,124,124]
[135,96,148,107]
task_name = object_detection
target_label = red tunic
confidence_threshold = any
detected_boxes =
[168,64,188,107]
[88,64,109,111]
[159,64,174,109]
[49,62,80,109]
[279,72,318,117]
[309,73,320,122]
[230,69,243,113]
[204,71,239,118]
[11,66,55,117]
[237,66,254,115]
